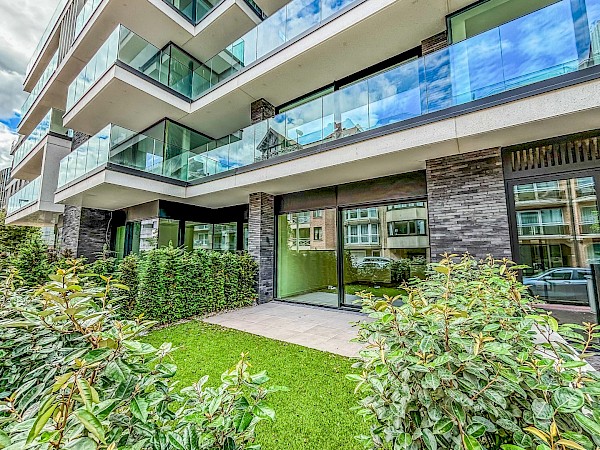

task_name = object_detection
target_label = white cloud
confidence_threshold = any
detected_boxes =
[0,124,18,170]
[0,0,60,169]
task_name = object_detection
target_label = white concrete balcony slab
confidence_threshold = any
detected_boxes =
[5,142,71,226]
[19,0,262,135]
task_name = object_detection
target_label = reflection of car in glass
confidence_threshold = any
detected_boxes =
[356,257,392,269]
[523,268,591,305]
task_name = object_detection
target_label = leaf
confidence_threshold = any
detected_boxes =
[532,399,553,420]
[52,372,74,392]
[433,418,454,434]
[253,402,275,420]
[573,413,600,436]
[525,427,550,444]
[555,440,586,450]
[131,396,149,423]
[76,378,99,411]
[462,434,482,450]
[552,387,585,413]
[82,348,112,365]
[65,437,97,450]
[422,428,437,450]
[501,446,526,450]
[75,409,105,443]
[422,372,440,390]
[0,430,10,448]
[452,402,466,425]
[236,411,253,432]
[396,433,412,449]
[26,402,57,444]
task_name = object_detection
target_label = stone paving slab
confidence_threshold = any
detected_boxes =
[204,301,365,357]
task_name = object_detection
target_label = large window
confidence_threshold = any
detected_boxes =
[388,220,427,236]
[511,176,600,323]
[184,221,238,251]
[449,0,560,43]
[345,224,379,244]
[276,209,338,307]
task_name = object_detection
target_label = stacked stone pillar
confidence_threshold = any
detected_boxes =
[248,192,275,304]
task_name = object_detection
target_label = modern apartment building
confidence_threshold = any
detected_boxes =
[8,0,600,321]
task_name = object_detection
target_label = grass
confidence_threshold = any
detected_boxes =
[145,320,368,450]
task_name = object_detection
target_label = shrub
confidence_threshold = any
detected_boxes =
[0,263,281,449]
[134,246,257,323]
[115,254,139,318]
[10,234,50,286]
[349,254,600,450]
[86,245,118,277]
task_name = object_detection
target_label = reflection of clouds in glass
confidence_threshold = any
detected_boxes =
[285,0,320,39]
[500,2,577,79]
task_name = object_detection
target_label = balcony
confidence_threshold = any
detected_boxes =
[12,109,71,180]
[24,0,69,91]
[7,178,41,216]
[20,0,265,135]
[518,224,571,237]
[19,51,59,130]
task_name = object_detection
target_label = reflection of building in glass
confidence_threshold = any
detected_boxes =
[287,210,336,251]
[514,177,600,275]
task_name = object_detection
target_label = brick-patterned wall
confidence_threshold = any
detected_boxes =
[61,206,112,261]
[72,131,91,150]
[251,98,275,124]
[422,31,448,55]
[426,148,512,261]
[248,192,275,303]
[61,205,82,256]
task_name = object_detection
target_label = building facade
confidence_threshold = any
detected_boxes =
[8,0,600,321]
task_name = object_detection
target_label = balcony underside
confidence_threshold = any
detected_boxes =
[5,202,64,227]
[55,166,187,210]
[12,135,72,181]
[20,0,261,135]
[63,66,190,136]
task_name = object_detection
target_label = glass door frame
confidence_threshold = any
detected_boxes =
[273,196,430,310]
[505,167,600,322]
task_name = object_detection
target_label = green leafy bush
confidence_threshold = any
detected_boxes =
[0,263,281,449]
[349,254,600,450]
[115,254,140,319]
[10,233,51,286]
[135,245,257,323]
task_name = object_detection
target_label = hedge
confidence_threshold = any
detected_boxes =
[112,245,258,323]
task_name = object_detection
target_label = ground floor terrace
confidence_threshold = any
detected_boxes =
[56,129,600,326]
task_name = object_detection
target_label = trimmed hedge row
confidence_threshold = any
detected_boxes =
[109,246,258,323]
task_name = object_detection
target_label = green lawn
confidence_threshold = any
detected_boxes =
[345,283,405,298]
[145,321,368,450]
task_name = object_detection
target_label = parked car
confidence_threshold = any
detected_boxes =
[523,267,591,305]
[356,257,392,269]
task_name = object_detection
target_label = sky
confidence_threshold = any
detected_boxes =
[0,0,60,170]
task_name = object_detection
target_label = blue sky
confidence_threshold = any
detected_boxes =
[0,0,60,170]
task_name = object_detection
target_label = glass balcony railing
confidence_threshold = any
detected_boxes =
[518,224,571,236]
[67,0,358,109]
[7,177,41,215]
[75,0,103,38]
[60,0,600,188]
[66,26,214,110]
[25,0,69,79]
[12,109,70,169]
[20,51,59,120]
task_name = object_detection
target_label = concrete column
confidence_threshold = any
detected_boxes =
[248,192,275,304]
[426,148,512,261]
[251,98,275,124]
[61,206,112,261]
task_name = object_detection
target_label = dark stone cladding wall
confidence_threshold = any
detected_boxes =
[61,205,82,256]
[248,192,275,304]
[61,206,112,261]
[421,30,448,55]
[426,148,513,261]
[72,131,91,150]
[250,98,275,124]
